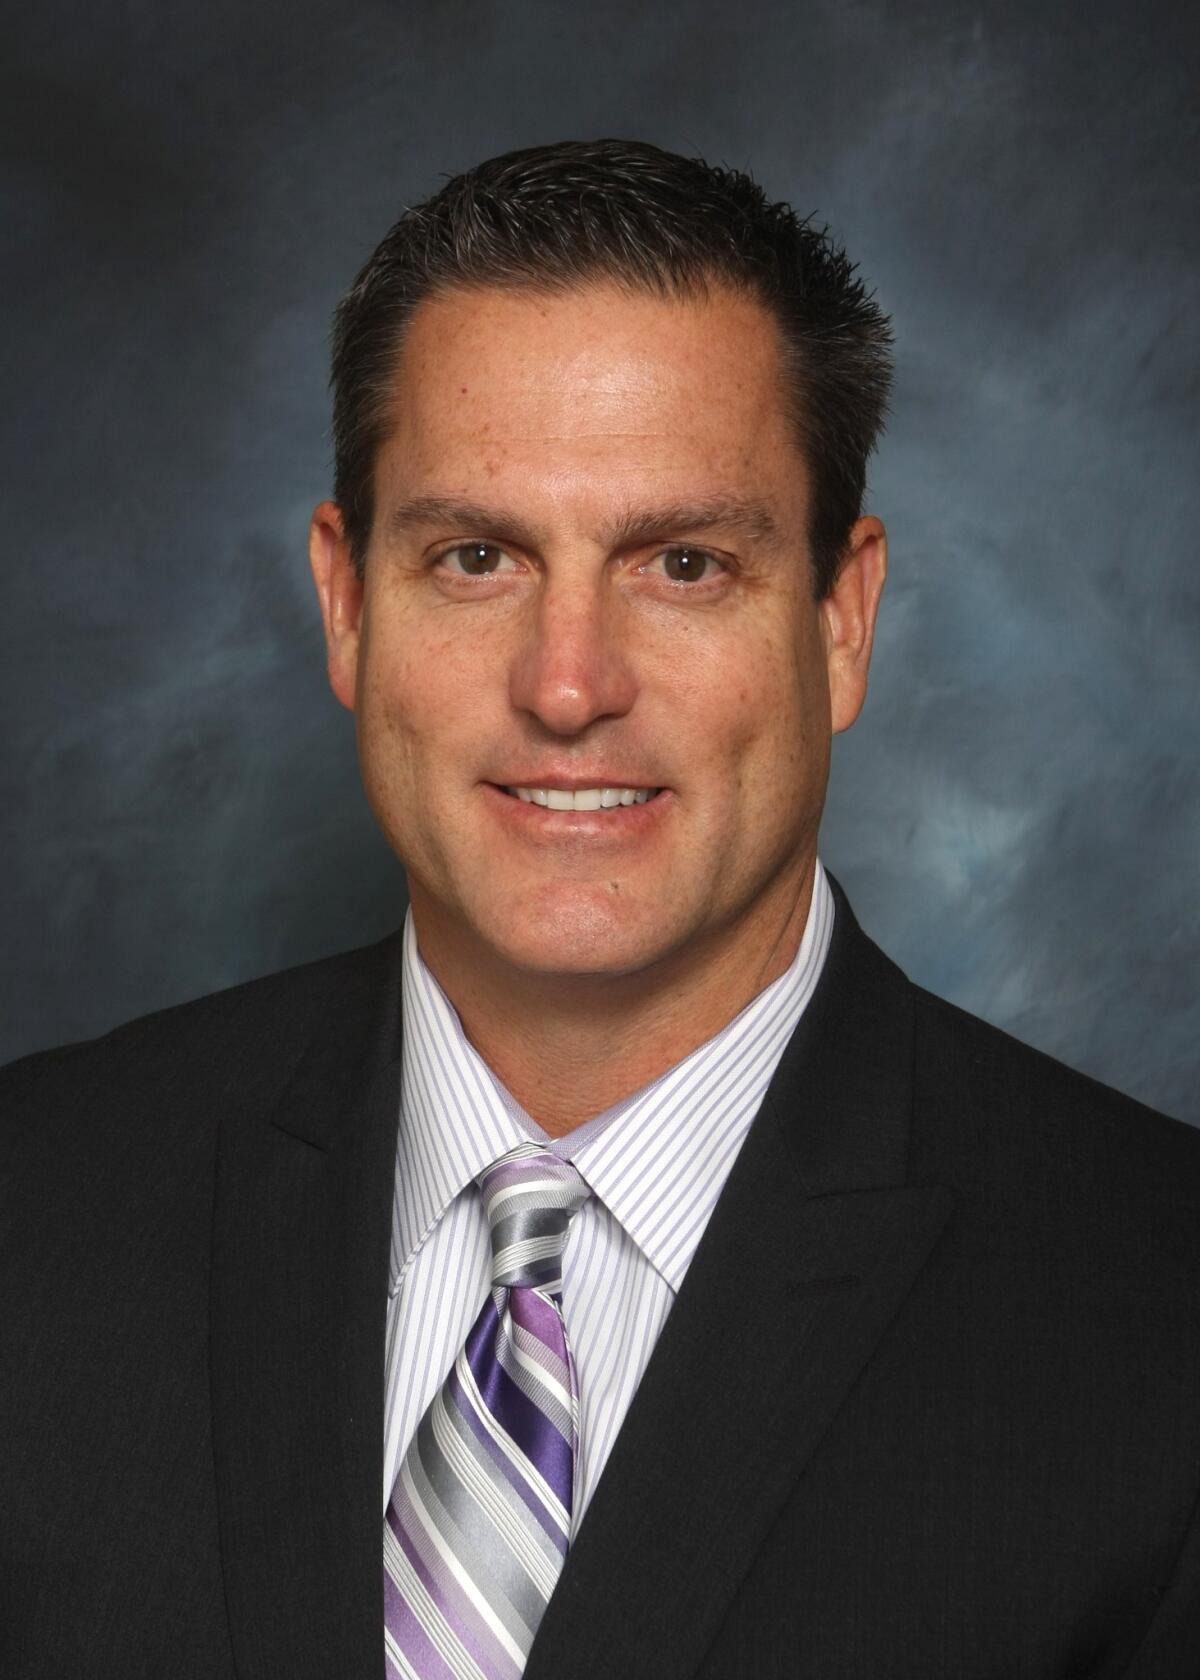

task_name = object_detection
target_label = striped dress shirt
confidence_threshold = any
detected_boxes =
[383,860,835,1531]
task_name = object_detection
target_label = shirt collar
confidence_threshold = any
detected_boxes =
[391,862,834,1297]
[568,862,834,1290]
[390,914,529,1294]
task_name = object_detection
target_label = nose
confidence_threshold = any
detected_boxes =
[507,573,638,736]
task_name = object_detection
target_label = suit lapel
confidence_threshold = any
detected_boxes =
[209,935,404,1680]
[526,880,956,1680]
[207,881,953,1679]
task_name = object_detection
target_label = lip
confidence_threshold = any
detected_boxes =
[486,775,664,792]
[482,781,673,836]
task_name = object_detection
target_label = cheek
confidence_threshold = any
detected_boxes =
[711,627,830,825]
[707,626,818,757]
[353,626,432,819]
[360,614,489,761]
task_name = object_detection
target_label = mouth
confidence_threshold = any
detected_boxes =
[496,784,664,811]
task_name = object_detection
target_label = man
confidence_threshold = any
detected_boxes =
[2,139,1198,1679]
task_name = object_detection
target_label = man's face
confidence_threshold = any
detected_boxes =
[312,281,884,987]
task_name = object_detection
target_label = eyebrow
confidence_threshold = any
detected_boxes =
[384,492,782,552]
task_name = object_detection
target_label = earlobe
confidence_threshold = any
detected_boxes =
[308,500,363,713]
[823,516,887,735]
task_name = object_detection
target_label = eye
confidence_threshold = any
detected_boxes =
[644,545,726,584]
[436,542,521,577]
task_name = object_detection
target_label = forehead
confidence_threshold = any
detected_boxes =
[375,281,807,520]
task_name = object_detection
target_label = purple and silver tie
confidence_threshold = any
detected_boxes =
[384,1142,590,1680]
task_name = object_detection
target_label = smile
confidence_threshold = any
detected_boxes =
[502,786,661,810]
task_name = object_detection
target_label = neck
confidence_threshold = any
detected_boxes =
[410,863,818,1136]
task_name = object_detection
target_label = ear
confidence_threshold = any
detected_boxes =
[819,516,887,735]
[308,500,363,712]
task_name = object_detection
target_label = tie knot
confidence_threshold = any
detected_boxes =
[477,1143,590,1293]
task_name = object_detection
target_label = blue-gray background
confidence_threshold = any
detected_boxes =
[3,0,1197,1122]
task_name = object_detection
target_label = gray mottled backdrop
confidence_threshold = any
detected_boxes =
[3,0,1197,1121]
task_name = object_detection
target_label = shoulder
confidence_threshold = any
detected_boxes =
[0,931,403,1175]
[825,873,1199,1195]
[912,978,1196,1153]
[907,980,1200,1272]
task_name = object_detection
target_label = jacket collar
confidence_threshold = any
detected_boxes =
[209,929,405,1680]
[208,876,954,1680]
[525,875,955,1679]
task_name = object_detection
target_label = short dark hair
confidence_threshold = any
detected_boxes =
[330,138,893,598]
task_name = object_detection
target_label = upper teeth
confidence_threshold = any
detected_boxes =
[506,787,656,809]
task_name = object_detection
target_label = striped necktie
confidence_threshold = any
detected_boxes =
[384,1142,590,1680]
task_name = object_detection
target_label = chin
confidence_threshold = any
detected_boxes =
[470,887,680,981]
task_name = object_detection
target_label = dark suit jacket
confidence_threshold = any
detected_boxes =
[3,878,1199,1679]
